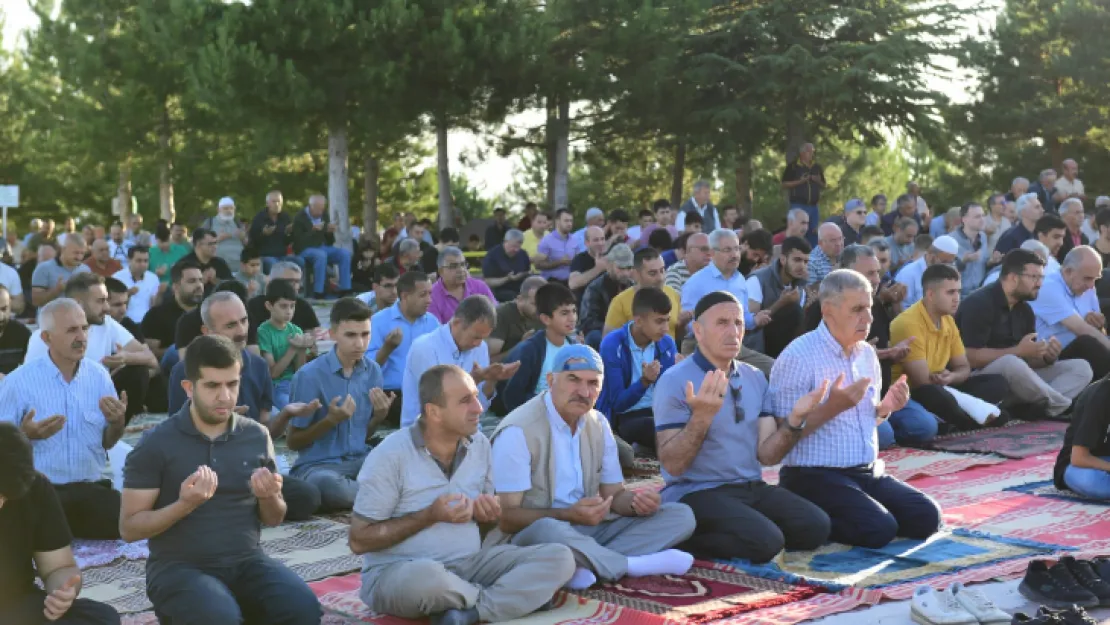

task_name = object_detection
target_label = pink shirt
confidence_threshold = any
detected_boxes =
[428,277,497,323]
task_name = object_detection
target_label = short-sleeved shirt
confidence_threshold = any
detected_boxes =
[27,316,134,363]
[889,300,965,379]
[536,231,576,281]
[79,258,122,279]
[569,252,597,300]
[653,351,768,502]
[781,160,825,206]
[0,262,21,298]
[1055,379,1110,488]
[0,473,72,610]
[1031,271,1100,348]
[366,303,440,389]
[679,263,755,332]
[167,349,273,421]
[354,424,491,586]
[605,285,682,338]
[491,392,624,507]
[113,269,161,323]
[123,406,275,572]
[31,259,79,291]
[994,222,1034,255]
[482,245,530,281]
[149,243,191,284]
[247,295,320,334]
[522,229,543,263]
[257,321,304,381]
[489,301,541,357]
[894,257,928,307]
[142,298,189,348]
[533,338,564,394]
[428,277,497,324]
[954,281,1033,353]
[175,307,259,352]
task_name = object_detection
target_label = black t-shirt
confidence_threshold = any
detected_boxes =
[176,251,233,291]
[175,308,259,351]
[955,281,1033,351]
[246,295,320,335]
[141,298,188,348]
[119,316,145,344]
[1055,380,1110,489]
[0,473,72,609]
[569,252,596,301]
[0,320,31,374]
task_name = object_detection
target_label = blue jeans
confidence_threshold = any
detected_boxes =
[790,202,820,247]
[272,378,291,413]
[877,399,939,449]
[298,246,351,296]
[1064,456,1110,499]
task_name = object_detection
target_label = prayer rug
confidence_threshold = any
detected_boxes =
[910,454,1056,509]
[759,448,1008,485]
[733,529,1065,591]
[927,420,1067,458]
[1004,479,1110,506]
[73,539,149,569]
[960,495,1110,553]
[710,589,874,625]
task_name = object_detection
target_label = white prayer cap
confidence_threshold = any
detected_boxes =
[218,197,235,208]
[932,235,959,256]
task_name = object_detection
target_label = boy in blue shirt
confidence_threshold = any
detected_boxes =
[501,283,578,411]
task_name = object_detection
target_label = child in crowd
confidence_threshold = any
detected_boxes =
[258,279,313,410]
[235,246,266,299]
[500,282,579,411]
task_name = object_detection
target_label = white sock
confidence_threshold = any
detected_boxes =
[625,550,694,577]
[564,567,597,590]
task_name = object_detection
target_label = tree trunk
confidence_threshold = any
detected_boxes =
[734,156,753,222]
[545,97,557,211]
[362,153,380,240]
[784,110,805,163]
[670,140,687,209]
[436,117,454,229]
[116,156,132,224]
[552,95,570,211]
[328,121,351,250]
[158,104,175,223]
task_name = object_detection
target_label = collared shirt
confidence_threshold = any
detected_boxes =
[107,240,130,263]
[79,258,122,279]
[955,281,1034,355]
[894,256,928,307]
[1031,270,1100,348]
[113,268,161,323]
[289,350,385,471]
[889,300,965,379]
[428,277,496,325]
[400,324,492,427]
[31,259,79,291]
[929,215,948,239]
[675,198,719,232]
[654,351,768,501]
[366,302,440,389]
[149,243,191,284]
[952,227,989,296]
[482,245,530,285]
[26,317,134,363]
[806,247,836,286]
[491,392,623,508]
[994,221,1034,255]
[627,334,656,411]
[664,260,691,292]
[248,209,291,258]
[680,263,756,333]
[521,229,543,264]
[764,323,882,468]
[0,357,116,484]
[536,231,576,281]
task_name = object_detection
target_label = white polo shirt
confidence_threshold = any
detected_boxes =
[26,316,135,362]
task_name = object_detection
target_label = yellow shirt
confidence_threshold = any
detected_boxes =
[605,285,682,338]
[889,300,965,380]
[522,230,543,270]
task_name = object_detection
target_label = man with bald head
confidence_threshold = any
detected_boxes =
[82,239,123,278]
[665,232,710,293]
[1054,159,1086,205]
[806,223,844,286]
[31,236,87,307]
[1032,246,1110,380]
[569,225,610,300]
[292,194,352,299]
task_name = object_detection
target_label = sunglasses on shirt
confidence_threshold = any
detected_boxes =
[729,371,746,423]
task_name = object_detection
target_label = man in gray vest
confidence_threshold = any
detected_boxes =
[745,236,811,357]
[675,181,719,233]
[490,344,696,590]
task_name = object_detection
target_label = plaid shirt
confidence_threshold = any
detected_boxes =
[763,322,882,468]
[806,246,836,286]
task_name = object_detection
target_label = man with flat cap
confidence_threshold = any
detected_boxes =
[653,291,832,563]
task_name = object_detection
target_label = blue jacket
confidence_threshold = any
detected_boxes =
[597,323,677,419]
[500,330,578,413]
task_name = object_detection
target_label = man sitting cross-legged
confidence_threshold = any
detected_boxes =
[350,365,575,625]
[768,269,943,548]
[489,344,697,590]
[121,335,322,625]
[653,291,831,563]
[0,422,121,625]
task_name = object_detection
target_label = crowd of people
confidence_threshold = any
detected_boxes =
[4,148,1110,625]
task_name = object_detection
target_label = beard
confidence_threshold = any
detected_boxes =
[192,392,232,425]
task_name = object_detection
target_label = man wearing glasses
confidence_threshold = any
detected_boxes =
[956,249,1092,422]
[838,198,868,246]
[652,291,832,563]
[428,247,497,324]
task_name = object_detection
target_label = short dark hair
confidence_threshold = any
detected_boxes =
[922,263,961,293]
[781,236,812,257]
[104,277,128,295]
[240,245,260,263]
[633,247,661,269]
[632,286,673,317]
[914,233,934,252]
[192,227,215,245]
[535,283,576,318]
[608,209,630,224]
[652,199,671,211]
[999,249,1046,279]
[0,422,36,500]
[64,272,105,298]
[895,193,915,209]
[374,263,399,283]
[128,245,150,259]
[265,278,299,304]
[684,211,704,226]
[742,229,774,254]
[871,194,887,206]
[555,208,573,220]
[647,227,673,251]
[1034,214,1066,237]
[860,225,885,240]
[397,270,430,296]
[1096,208,1110,231]
[673,232,691,252]
[638,208,654,220]
[959,202,983,218]
[213,279,248,301]
[330,296,372,327]
[440,227,459,244]
[419,364,466,412]
[172,260,202,284]
[184,334,242,382]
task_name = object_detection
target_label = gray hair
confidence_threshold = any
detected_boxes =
[1015,193,1040,217]
[708,228,738,250]
[818,269,873,303]
[839,244,876,269]
[868,238,891,253]
[1060,198,1084,216]
[693,180,711,193]
[452,294,497,328]
[1063,245,1102,271]
[437,246,464,267]
[1019,238,1050,260]
[38,298,84,333]
[1040,169,1057,180]
[270,260,302,278]
[398,238,421,256]
[504,229,524,244]
[200,292,243,328]
[1012,176,1029,187]
[787,208,808,224]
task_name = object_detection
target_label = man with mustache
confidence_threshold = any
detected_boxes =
[0,298,128,540]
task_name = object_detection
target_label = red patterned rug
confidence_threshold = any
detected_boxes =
[927,420,1067,459]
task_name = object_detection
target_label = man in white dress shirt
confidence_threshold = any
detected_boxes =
[112,245,160,324]
[893,234,959,307]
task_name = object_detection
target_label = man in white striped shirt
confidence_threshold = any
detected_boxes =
[0,298,128,539]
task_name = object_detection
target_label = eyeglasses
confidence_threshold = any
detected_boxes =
[728,370,746,423]
[442,262,468,271]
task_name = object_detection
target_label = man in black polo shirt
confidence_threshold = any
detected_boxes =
[249,190,305,275]
[178,228,233,294]
[780,142,826,245]
[141,261,205,362]
[1055,378,1110,499]
[955,249,1092,421]
[121,335,321,625]
[482,229,531,302]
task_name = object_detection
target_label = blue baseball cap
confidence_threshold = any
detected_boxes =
[552,344,604,374]
[845,198,866,212]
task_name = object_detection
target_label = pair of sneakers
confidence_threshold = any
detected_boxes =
[1012,605,1097,624]
[911,583,1011,624]
[1018,557,1110,609]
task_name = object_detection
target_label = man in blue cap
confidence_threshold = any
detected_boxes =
[488,344,696,590]
[839,198,868,246]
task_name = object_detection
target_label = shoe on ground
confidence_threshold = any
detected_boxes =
[1040,605,1097,625]
[945,582,1010,624]
[1018,559,1100,609]
[1059,555,1110,606]
[910,586,978,625]
[431,607,480,625]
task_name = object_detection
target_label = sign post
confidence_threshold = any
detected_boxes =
[0,186,18,242]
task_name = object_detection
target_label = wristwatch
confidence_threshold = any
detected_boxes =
[787,418,806,433]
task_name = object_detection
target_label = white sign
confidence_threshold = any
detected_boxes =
[0,185,17,207]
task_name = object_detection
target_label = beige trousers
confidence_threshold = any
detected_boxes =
[973,354,1092,416]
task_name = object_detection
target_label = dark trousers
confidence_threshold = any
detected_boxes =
[779,465,942,549]
[763,303,803,358]
[111,364,149,423]
[381,388,404,428]
[910,375,1010,431]
[613,407,655,449]
[1060,334,1110,381]
[148,553,321,625]
[678,481,831,563]
[9,591,120,625]
[54,480,120,540]
[281,475,322,521]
